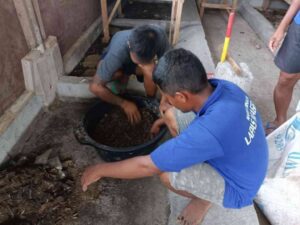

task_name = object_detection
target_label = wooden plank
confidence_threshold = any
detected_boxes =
[32,0,46,40]
[101,0,110,43]
[169,0,177,42]
[200,0,206,18]
[108,0,121,23]
[172,0,184,45]
[13,0,37,49]
[262,0,271,11]
[111,18,198,29]
[202,3,232,10]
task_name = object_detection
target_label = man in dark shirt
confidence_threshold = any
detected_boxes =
[90,25,169,124]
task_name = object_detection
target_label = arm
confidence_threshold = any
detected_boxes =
[81,155,161,191]
[269,0,300,52]
[90,74,141,124]
[139,63,157,97]
[90,74,124,106]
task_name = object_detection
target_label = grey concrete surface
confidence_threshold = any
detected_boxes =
[202,10,300,124]
[0,0,28,116]
[0,95,43,163]
[239,1,275,49]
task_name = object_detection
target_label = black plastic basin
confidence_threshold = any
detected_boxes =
[74,95,167,162]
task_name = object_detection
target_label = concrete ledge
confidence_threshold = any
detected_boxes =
[111,18,200,30]
[176,23,215,73]
[63,18,102,75]
[56,76,94,99]
[56,75,146,99]
[0,93,43,163]
[239,1,275,50]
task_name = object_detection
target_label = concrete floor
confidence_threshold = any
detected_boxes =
[202,10,300,124]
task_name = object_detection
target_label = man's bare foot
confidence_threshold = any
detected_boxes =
[177,198,211,225]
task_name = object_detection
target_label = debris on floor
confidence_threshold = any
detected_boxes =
[0,152,100,225]
[258,9,286,28]
[124,1,171,20]
[69,36,106,77]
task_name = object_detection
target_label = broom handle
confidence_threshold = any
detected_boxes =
[220,12,235,62]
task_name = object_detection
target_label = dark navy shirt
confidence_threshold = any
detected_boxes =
[151,79,268,208]
[97,26,169,82]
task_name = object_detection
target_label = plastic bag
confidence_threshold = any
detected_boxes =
[214,62,253,93]
[255,110,300,225]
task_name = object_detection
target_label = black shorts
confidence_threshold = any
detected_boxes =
[275,22,300,74]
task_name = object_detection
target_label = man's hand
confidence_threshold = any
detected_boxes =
[81,164,102,192]
[269,29,285,53]
[151,118,165,137]
[120,100,141,124]
[139,63,157,97]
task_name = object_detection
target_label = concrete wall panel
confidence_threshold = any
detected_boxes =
[38,0,103,55]
[0,0,28,116]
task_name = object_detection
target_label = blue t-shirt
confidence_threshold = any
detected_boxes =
[151,79,268,209]
[295,11,300,25]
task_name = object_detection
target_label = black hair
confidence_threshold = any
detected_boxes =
[153,48,208,95]
[128,25,160,64]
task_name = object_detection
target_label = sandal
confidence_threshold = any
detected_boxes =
[265,122,279,136]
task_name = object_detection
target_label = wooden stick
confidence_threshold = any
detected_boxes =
[101,0,110,43]
[108,0,121,24]
[262,0,271,11]
[227,54,242,76]
[169,0,177,43]
[232,0,238,10]
[172,0,184,45]
[117,1,123,17]
[31,0,46,41]
[201,3,232,10]
[200,0,207,18]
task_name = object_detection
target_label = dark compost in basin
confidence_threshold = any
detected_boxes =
[75,95,167,162]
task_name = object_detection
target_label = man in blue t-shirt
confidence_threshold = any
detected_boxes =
[81,49,268,225]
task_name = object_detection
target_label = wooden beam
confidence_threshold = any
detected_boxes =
[32,0,46,40]
[202,3,232,10]
[108,0,121,24]
[13,0,38,49]
[200,0,206,18]
[110,18,198,29]
[172,0,184,45]
[101,0,110,43]
[169,0,177,43]
[262,0,271,11]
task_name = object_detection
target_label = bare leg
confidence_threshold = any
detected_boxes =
[271,72,300,126]
[160,173,211,225]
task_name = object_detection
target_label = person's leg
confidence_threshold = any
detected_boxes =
[90,64,129,96]
[268,72,300,131]
[160,166,259,225]
[160,172,212,225]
